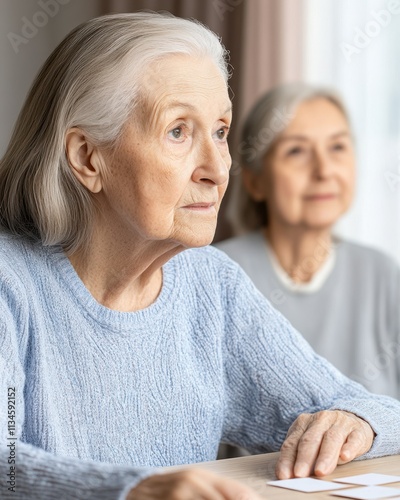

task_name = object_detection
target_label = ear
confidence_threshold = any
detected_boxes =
[65,128,103,194]
[241,167,267,202]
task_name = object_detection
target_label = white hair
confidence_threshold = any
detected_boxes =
[0,12,229,253]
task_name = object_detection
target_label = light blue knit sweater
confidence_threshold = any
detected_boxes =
[1,233,400,499]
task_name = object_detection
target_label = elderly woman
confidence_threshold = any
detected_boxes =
[0,13,399,500]
[217,84,400,399]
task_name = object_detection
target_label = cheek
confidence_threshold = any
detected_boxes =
[128,154,182,206]
[223,149,232,170]
[137,181,184,225]
[339,165,356,200]
[271,171,307,204]
[215,184,228,213]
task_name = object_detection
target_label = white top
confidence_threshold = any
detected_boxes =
[265,240,337,294]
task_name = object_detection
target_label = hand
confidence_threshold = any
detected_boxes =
[276,410,374,479]
[127,468,262,500]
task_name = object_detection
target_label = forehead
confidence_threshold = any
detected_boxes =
[140,55,231,117]
[286,98,349,134]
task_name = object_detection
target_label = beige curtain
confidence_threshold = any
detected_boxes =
[100,0,305,240]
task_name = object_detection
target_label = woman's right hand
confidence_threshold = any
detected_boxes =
[127,468,262,499]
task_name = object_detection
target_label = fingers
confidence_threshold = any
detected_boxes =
[275,413,312,479]
[128,470,222,500]
[313,419,349,476]
[294,412,343,477]
[128,468,262,500]
[213,473,262,500]
[336,412,374,467]
[276,410,375,480]
[337,430,364,464]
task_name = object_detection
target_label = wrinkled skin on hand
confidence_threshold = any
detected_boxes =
[276,410,374,479]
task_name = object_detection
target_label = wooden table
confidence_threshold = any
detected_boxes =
[167,453,400,498]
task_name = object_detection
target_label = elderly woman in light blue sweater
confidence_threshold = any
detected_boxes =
[0,12,400,500]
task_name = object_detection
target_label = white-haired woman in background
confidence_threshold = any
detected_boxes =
[217,84,400,399]
[1,14,400,500]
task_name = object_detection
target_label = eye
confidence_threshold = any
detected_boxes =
[331,142,346,152]
[287,146,303,156]
[169,126,184,140]
[215,126,230,142]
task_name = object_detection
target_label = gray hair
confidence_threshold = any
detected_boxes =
[0,12,229,253]
[229,83,351,233]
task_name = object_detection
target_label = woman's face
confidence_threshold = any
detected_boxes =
[248,98,356,231]
[99,55,232,249]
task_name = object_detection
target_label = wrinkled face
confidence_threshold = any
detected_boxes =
[250,98,356,231]
[100,55,232,248]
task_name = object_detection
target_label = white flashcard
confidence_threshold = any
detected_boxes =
[331,485,400,499]
[268,477,349,493]
[334,474,400,486]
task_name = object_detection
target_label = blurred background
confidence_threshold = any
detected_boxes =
[1,0,399,264]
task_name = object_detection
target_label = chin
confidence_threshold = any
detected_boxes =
[307,219,337,231]
[185,236,214,248]
[180,229,216,249]
[306,212,341,229]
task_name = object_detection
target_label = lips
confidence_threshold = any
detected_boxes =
[182,202,216,210]
[304,194,337,201]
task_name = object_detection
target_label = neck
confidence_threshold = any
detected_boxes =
[68,221,183,312]
[265,222,333,283]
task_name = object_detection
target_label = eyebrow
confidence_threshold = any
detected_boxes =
[278,131,351,143]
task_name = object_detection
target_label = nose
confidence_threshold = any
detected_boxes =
[192,137,230,186]
[312,148,334,179]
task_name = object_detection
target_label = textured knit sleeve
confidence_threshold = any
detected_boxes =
[0,271,154,500]
[389,261,400,399]
[220,261,400,458]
